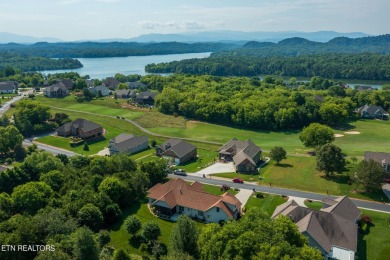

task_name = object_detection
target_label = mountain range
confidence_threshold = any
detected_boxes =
[0,30,371,44]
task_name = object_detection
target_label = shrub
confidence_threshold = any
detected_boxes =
[256,192,264,199]
[221,185,230,192]
[361,215,373,224]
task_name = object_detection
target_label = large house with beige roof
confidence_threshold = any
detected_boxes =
[272,196,361,260]
[147,178,241,223]
[219,138,261,172]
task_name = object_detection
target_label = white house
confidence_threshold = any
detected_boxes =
[0,81,18,94]
[89,85,110,96]
[147,178,241,223]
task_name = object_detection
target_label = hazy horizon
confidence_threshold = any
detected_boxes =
[0,0,388,41]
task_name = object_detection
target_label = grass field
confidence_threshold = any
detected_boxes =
[304,200,323,210]
[244,194,287,216]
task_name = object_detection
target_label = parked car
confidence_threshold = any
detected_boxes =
[233,178,244,184]
[384,178,390,183]
[174,169,187,176]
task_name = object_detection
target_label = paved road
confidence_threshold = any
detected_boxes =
[0,90,33,116]
[172,174,390,213]
[23,140,77,157]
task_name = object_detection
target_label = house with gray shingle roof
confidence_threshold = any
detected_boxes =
[357,104,389,120]
[0,81,18,94]
[108,133,148,155]
[57,118,103,139]
[114,89,136,99]
[156,139,197,165]
[89,85,110,96]
[147,178,241,222]
[364,151,390,173]
[136,91,157,105]
[103,77,120,89]
[44,83,68,98]
[126,81,147,89]
[219,138,261,172]
[272,196,361,260]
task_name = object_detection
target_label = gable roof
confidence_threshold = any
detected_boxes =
[0,81,17,91]
[364,151,390,166]
[147,178,241,218]
[45,82,68,92]
[272,196,360,254]
[110,133,148,153]
[59,79,73,89]
[104,77,120,88]
[58,118,102,133]
[90,85,110,93]
[358,104,388,115]
[160,139,196,159]
[138,91,157,100]
[219,138,261,166]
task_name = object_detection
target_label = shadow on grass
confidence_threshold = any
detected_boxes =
[358,234,367,260]
[333,121,357,131]
[275,163,293,168]
[86,136,107,145]
[320,174,350,185]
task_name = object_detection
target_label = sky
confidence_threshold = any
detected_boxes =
[0,0,389,41]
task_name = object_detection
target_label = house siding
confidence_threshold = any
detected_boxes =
[204,207,230,223]
[110,142,148,155]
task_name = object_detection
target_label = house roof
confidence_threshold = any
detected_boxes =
[89,85,110,93]
[364,151,390,165]
[160,139,196,159]
[138,91,157,100]
[272,196,360,254]
[104,77,120,88]
[147,178,241,218]
[57,118,102,133]
[0,81,17,91]
[358,104,388,115]
[45,83,68,92]
[59,79,74,89]
[219,138,261,166]
[110,133,148,153]
[114,89,136,96]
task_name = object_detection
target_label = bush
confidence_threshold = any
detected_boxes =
[221,185,230,192]
[361,215,372,224]
[256,192,264,199]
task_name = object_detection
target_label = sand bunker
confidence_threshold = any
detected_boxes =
[334,134,344,138]
[344,131,361,135]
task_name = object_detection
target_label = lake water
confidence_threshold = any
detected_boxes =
[40,52,211,79]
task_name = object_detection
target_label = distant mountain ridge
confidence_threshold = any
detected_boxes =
[0,30,371,44]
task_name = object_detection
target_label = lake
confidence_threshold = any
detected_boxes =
[40,52,211,79]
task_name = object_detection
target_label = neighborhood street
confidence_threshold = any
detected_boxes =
[170,174,390,213]
[22,139,77,157]
[0,90,33,116]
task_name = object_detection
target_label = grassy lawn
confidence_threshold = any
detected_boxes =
[244,194,287,216]
[35,95,143,119]
[304,200,323,210]
[358,209,390,260]
[36,108,145,155]
[109,202,204,256]
[201,183,238,196]
[133,111,186,129]
[258,156,388,202]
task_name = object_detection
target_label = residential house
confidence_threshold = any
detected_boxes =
[57,118,103,139]
[364,151,390,173]
[109,133,148,155]
[44,83,68,98]
[357,104,389,120]
[219,138,261,172]
[114,89,137,99]
[147,178,241,222]
[272,196,361,260]
[136,91,157,105]
[0,81,18,94]
[58,79,74,90]
[127,81,147,89]
[89,85,110,97]
[103,77,120,89]
[84,79,94,87]
[156,139,197,165]
[356,85,374,91]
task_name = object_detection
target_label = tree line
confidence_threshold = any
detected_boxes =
[141,75,390,130]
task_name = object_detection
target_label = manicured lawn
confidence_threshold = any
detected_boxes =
[259,156,388,202]
[201,183,238,196]
[304,200,323,210]
[358,209,390,260]
[35,95,143,119]
[36,107,145,155]
[133,111,186,129]
[244,194,287,216]
[109,202,204,255]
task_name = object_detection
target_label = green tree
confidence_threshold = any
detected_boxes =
[316,143,346,177]
[98,176,124,204]
[116,83,129,90]
[299,123,335,148]
[39,170,64,191]
[319,102,348,125]
[12,181,53,214]
[269,146,287,165]
[0,125,23,154]
[142,221,161,241]
[112,249,131,260]
[96,230,111,248]
[14,143,26,161]
[0,115,10,127]
[83,142,89,151]
[72,227,100,260]
[355,159,386,192]
[77,204,104,232]
[170,215,199,257]
[139,160,168,186]
[124,215,142,235]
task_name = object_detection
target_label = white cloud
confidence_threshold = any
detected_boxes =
[138,20,205,31]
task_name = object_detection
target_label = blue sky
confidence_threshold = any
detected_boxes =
[0,0,388,40]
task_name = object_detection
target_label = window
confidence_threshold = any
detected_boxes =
[179,206,184,211]
[198,211,204,217]
[216,207,220,212]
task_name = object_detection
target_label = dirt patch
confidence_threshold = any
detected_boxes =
[334,134,344,138]
[344,131,361,135]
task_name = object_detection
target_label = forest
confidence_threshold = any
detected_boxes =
[0,52,82,72]
[145,34,390,80]
[140,74,390,130]
[0,41,236,58]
